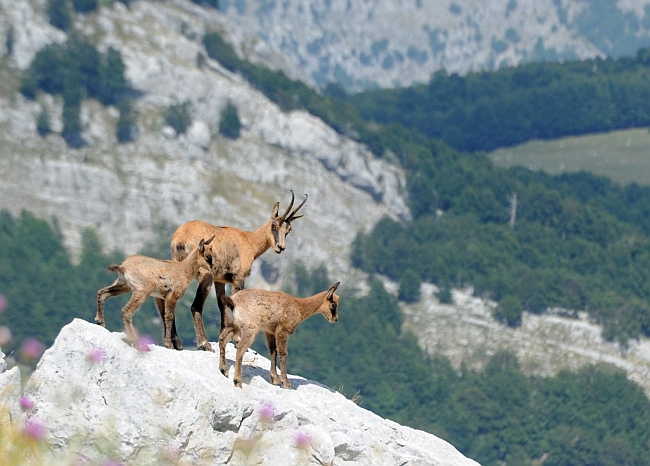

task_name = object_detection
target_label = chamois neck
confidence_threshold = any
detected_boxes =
[181,248,203,277]
[295,291,329,320]
[248,219,273,259]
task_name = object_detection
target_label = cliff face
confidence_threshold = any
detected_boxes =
[0,0,408,289]
[0,319,480,466]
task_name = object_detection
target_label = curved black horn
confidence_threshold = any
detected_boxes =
[287,193,308,222]
[281,190,296,219]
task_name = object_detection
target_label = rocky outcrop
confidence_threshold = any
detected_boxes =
[1,319,479,466]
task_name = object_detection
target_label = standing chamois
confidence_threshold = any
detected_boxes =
[96,236,216,349]
[219,282,340,389]
[163,191,307,351]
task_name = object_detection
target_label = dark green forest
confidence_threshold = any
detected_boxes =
[1,213,649,465]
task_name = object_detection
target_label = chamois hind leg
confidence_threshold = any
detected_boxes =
[190,270,214,352]
[155,297,182,350]
[265,332,281,385]
[96,281,130,327]
[218,325,235,377]
[120,291,149,344]
[276,333,291,389]
[233,330,256,389]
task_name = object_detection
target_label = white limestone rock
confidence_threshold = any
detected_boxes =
[24,319,478,466]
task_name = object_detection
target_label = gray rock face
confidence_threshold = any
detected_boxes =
[12,319,479,466]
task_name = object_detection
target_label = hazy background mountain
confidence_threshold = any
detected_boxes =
[219,0,650,90]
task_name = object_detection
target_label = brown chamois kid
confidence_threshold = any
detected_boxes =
[95,236,216,349]
[219,282,340,389]
[164,190,308,352]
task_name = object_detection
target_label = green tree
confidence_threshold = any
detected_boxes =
[218,101,241,139]
[72,0,97,13]
[48,0,72,31]
[398,268,421,303]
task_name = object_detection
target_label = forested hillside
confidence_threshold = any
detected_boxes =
[2,209,650,466]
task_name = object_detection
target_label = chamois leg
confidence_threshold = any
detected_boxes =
[162,297,179,350]
[276,333,291,389]
[218,325,235,377]
[233,330,256,389]
[120,291,149,344]
[190,271,214,352]
[215,282,228,335]
[265,332,281,385]
[155,298,182,350]
[96,281,130,327]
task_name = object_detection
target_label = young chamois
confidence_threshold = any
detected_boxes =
[219,282,340,389]
[95,236,216,349]
[162,191,308,352]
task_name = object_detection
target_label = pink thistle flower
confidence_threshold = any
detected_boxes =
[259,400,276,423]
[19,396,34,411]
[20,337,45,360]
[0,326,11,346]
[0,294,6,313]
[294,430,312,450]
[87,346,106,363]
[135,336,154,352]
[23,416,47,441]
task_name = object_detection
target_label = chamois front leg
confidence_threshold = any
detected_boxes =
[276,333,291,389]
[155,297,182,350]
[191,271,214,352]
[96,281,130,327]
[265,332,281,386]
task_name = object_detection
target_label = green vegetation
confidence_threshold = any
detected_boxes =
[489,128,650,187]
[164,101,193,136]
[272,265,650,466]
[218,101,241,139]
[21,37,132,146]
[48,0,72,31]
[347,49,650,152]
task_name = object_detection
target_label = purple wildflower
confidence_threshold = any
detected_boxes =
[0,294,6,313]
[0,326,11,346]
[19,396,34,411]
[259,400,276,423]
[23,416,47,441]
[135,335,154,352]
[87,346,106,363]
[294,430,312,450]
[20,337,45,360]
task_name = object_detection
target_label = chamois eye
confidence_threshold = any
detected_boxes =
[271,222,278,231]
[206,255,213,265]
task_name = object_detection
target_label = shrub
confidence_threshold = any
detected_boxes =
[398,269,421,303]
[164,101,192,135]
[116,97,138,143]
[493,295,523,327]
[48,0,72,31]
[36,108,51,137]
[72,0,97,13]
[202,32,240,72]
[192,0,220,7]
[218,101,241,139]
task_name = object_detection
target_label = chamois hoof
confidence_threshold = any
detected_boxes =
[281,380,292,390]
[198,342,214,352]
[234,379,242,388]
[95,319,105,327]
[219,367,228,377]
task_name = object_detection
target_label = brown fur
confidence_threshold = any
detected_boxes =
[219,282,340,389]
[95,236,215,349]
[162,191,307,352]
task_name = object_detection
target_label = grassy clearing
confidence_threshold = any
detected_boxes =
[488,127,650,186]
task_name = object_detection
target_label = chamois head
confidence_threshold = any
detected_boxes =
[269,190,308,254]
[323,281,341,323]
[196,235,216,271]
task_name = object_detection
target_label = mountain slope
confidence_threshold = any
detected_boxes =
[218,0,650,90]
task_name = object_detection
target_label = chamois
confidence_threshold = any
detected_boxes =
[219,282,340,389]
[163,191,308,352]
[95,236,216,349]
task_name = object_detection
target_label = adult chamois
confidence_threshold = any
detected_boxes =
[162,191,307,351]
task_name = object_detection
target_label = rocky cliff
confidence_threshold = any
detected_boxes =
[0,319,479,466]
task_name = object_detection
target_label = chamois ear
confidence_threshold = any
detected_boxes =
[327,281,340,300]
[199,236,213,253]
[204,234,215,246]
[271,201,280,218]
